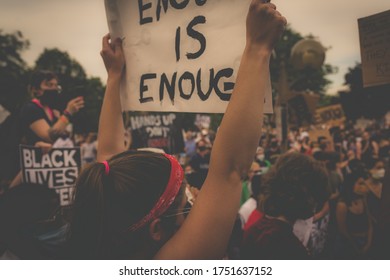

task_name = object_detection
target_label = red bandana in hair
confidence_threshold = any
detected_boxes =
[127,154,184,232]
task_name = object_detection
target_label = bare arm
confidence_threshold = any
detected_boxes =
[356,141,362,160]
[97,35,126,162]
[362,198,373,253]
[313,201,330,222]
[336,202,353,240]
[29,97,84,143]
[372,141,379,158]
[30,119,64,143]
[156,1,286,259]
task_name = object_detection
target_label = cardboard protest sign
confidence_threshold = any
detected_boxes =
[314,104,346,127]
[19,145,81,206]
[105,0,273,113]
[354,118,373,131]
[358,10,390,87]
[129,112,184,154]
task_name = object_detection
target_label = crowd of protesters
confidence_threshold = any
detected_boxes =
[0,0,389,260]
[182,113,390,259]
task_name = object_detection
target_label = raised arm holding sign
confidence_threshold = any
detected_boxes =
[68,0,286,260]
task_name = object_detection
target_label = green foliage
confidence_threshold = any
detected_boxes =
[34,48,87,89]
[270,27,337,96]
[0,30,30,112]
[344,63,364,91]
[340,63,390,119]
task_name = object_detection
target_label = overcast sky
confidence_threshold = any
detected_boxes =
[0,0,389,94]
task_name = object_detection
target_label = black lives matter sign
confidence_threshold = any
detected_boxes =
[20,145,81,206]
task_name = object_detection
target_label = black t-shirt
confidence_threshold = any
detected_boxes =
[189,153,210,184]
[20,101,57,145]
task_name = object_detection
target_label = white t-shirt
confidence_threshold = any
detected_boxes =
[239,197,257,224]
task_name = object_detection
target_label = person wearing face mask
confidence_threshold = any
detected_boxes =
[335,168,373,259]
[9,71,85,189]
[188,140,211,185]
[254,146,271,174]
[21,70,84,145]
[364,159,385,258]
[366,160,385,208]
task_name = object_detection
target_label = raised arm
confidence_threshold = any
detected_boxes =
[156,1,286,259]
[29,97,84,143]
[97,34,126,162]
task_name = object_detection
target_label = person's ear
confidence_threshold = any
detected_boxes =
[31,86,42,97]
[149,218,164,242]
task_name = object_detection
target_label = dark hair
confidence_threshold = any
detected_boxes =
[367,158,384,170]
[67,151,184,259]
[259,152,329,222]
[326,152,341,171]
[340,168,368,206]
[251,174,262,198]
[186,171,205,190]
[348,159,367,174]
[29,70,58,89]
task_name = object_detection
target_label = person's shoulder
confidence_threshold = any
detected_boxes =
[20,101,46,124]
[21,101,36,112]
[189,153,200,162]
[21,101,43,116]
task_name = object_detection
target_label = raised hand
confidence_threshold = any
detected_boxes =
[246,0,287,52]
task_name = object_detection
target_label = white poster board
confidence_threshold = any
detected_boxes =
[20,145,81,206]
[105,0,273,113]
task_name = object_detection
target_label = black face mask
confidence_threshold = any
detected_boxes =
[198,146,207,152]
[39,89,63,109]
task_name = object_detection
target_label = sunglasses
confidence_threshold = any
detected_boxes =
[161,206,192,219]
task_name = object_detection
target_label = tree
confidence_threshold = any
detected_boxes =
[0,30,30,113]
[34,48,87,90]
[270,27,337,96]
[0,30,30,182]
[339,63,390,119]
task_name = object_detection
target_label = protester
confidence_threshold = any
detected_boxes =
[53,131,74,148]
[240,174,264,231]
[240,161,261,206]
[9,70,85,188]
[360,131,380,168]
[366,159,385,224]
[265,137,281,163]
[335,168,373,259]
[240,153,329,259]
[254,147,271,174]
[378,166,390,259]
[188,139,211,184]
[0,183,62,259]
[21,70,84,145]
[184,130,197,159]
[80,132,98,165]
[66,1,287,259]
